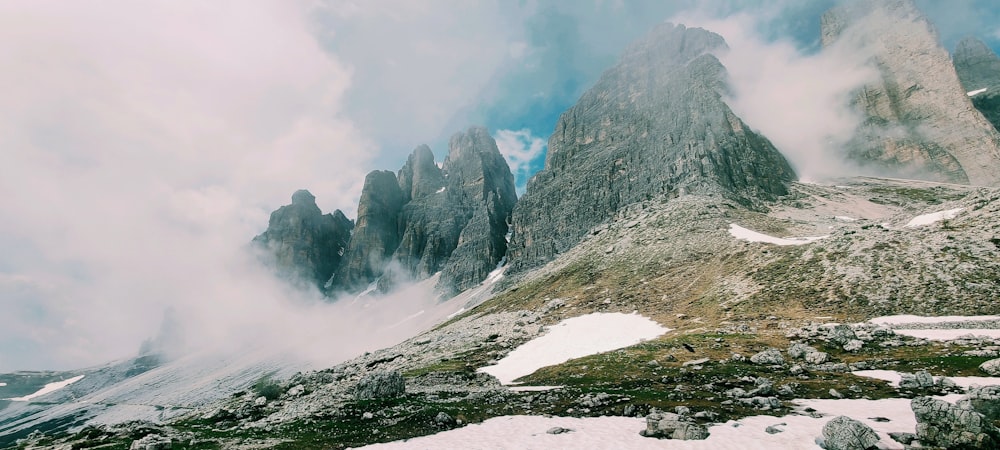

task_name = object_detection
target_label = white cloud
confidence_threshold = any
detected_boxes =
[0,0,387,371]
[672,11,878,182]
[494,129,547,194]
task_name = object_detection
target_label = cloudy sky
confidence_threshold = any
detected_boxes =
[1,0,999,372]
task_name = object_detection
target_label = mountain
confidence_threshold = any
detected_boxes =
[506,23,795,273]
[953,37,1000,131]
[252,189,353,290]
[261,127,516,297]
[821,0,1000,185]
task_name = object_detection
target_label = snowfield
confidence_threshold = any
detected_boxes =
[892,329,1000,340]
[868,314,1000,340]
[968,87,988,96]
[360,395,980,449]
[853,370,1000,389]
[728,224,826,246]
[478,313,669,385]
[7,375,85,402]
[903,208,963,228]
[870,314,1000,325]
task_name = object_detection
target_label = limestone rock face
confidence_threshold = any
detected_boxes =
[332,127,516,295]
[912,395,999,449]
[821,0,1000,185]
[253,190,353,290]
[335,171,405,291]
[954,37,1000,131]
[506,23,795,273]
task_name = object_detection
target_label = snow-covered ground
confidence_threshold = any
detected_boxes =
[903,208,963,228]
[853,370,1000,389]
[0,382,6,387]
[968,87,988,96]
[479,313,669,385]
[728,224,827,246]
[360,395,981,449]
[868,314,1000,340]
[7,375,85,402]
[870,315,1000,325]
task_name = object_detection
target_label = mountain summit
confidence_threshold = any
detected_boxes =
[821,0,1000,185]
[506,23,795,273]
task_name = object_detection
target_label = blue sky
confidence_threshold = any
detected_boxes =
[1,0,1000,372]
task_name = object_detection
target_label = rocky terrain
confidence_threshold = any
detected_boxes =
[6,0,1000,449]
[821,0,1000,185]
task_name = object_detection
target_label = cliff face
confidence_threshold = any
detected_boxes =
[252,190,353,290]
[953,37,1000,132]
[505,23,795,274]
[264,127,514,296]
[821,0,1000,185]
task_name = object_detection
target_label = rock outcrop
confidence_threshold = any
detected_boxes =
[912,395,1000,449]
[953,37,1000,131]
[506,23,795,273]
[819,416,880,450]
[821,0,1000,185]
[253,190,353,290]
[332,127,516,295]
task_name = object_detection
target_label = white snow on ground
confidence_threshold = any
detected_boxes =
[7,375,85,402]
[870,314,1000,325]
[361,396,978,449]
[479,313,669,385]
[852,370,1000,389]
[436,186,446,193]
[968,87,988,96]
[508,386,563,392]
[834,216,857,222]
[728,224,827,246]
[0,382,5,386]
[892,329,1000,340]
[903,208,964,228]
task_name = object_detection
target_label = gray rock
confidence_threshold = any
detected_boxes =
[788,342,818,360]
[888,431,916,445]
[820,416,879,450]
[335,170,405,291]
[804,351,829,365]
[980,358,1000,375]
[253,190,353,290]
[435,411,455,426]
[912,395,999,449]
[506,22,795,274]
[829,325,857,346]
[547,427,572,435]
[842,339,863,352]
[354,371,405,401]
[640,411,708,440]
[750,348,785,365]
[957,385,1000,423]
[765,424,784,434]
[129,435,172,450]
[899,371,935,389]
[821,0,1000,186]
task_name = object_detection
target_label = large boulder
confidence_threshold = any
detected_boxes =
[911,395,999,449]
[750,348,785,365]
[354,371,405,401]
[980,358,1000,376]
[640,411,708,440]
[819,416,879,450]
[957,385,1000,423]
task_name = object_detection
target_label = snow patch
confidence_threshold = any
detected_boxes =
[968,87,988,96]
[728,224,827,246]
[479,313,668,385]
[7,375,85,402]
[834,216,857,222]
[853,370,1000,389]
[869,314,1000,325]
[435,186,446,193]
[0,382,5,387]
[904,208,963,228]
[893,329,1000,340]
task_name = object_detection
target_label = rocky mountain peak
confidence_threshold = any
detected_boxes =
[253,190,353,291]
[506,22,795,274]
[398,145,445,203]
[821,0,1000,185]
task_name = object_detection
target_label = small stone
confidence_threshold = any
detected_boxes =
[547,427,572,435]
[829,389,843,399]
[749,348,785,365]
[765,424,785,434]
